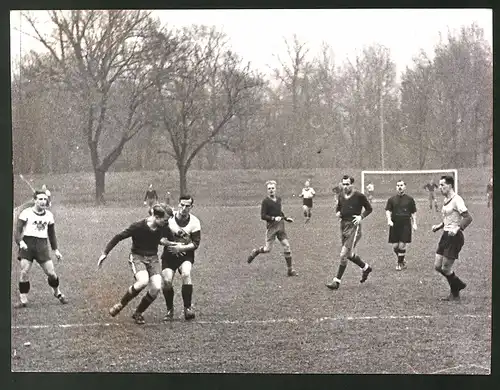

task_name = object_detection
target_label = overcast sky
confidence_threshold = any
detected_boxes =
[10,9,492,79]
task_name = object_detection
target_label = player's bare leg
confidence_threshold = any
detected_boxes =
[39,260,68,304]
[326,248,349,290]
[280,238,297,276]
[302,205,310,223]
[110,270,148,317]
[16,259,33,308]
[248,240,273,264]
[132,274,162,325]
[180,261,195,320]
[161,268,176,321]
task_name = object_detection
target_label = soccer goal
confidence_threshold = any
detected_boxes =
[361,169,458,201]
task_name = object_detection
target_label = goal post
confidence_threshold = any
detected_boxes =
[361,169,459,200]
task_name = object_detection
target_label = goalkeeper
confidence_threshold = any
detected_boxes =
[247,180,298,277]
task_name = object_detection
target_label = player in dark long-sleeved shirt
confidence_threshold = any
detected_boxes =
[247,180,298,277]
[144,184,158,207]
[97,204,172,325]
[327,175,373,290]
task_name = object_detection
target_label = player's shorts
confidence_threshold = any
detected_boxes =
[18,236,51,263]
[161,254,194,274]
[146,199,156,207]
[340,220,362,250]
[128,253,160,278]
[428,192,436,200]
[302,198,313,208]
[388,219,412,243]
[266,220,288,243]
[436,230,464,260]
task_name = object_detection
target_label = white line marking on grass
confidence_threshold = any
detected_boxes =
[468,364,491,372]
[12,313,491,330]
[406,363,419,374]
[430,365,465,374]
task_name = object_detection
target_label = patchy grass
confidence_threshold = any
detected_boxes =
[11,196,492,374]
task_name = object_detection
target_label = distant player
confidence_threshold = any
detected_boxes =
[247,180,298,277]
[432,175,472,301]
[423,179,439,211]
[97,204,171,324]
[165,191,172,206]
[160,195,201,321]
[385,180,418,270]
[486,178,493,208]
[365,182,375,202]
[41,184,52,207]
[14,191,67,308]
[332,182,342,206]
[299,180,315,223]
[143,184,158,208]
[326,175,373,290]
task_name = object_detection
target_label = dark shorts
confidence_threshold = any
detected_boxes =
[436,230,464,260]
[129,253,160,277]
[302,198,313,208]
[389,219,412,243]
[18,236,51,264]
[146,199,156,207]
[266,220,287,243]
[162,254,194,274]
[340,220,362,250]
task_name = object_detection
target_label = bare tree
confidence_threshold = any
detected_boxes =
[22,10,169,203]
[154,26,264,194]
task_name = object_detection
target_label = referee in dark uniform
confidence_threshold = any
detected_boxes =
[385,180,418,270]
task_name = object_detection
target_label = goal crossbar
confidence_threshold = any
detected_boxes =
[361,169,458,195]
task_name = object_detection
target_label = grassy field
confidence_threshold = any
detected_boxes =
[10,170,492,374]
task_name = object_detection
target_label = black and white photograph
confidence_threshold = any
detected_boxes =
[10,8,492,374]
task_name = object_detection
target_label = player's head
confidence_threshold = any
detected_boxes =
[304,180,310,188]
[396,180,406,195]
[266,180,277,197]
[341,175,354,194]
[41,184,47,191]
[33,190,49,210]
[150,204,168,226]
[439,175,454,196]
[178,195,194,217]
[148,183,153,190]
[429,178,434,184]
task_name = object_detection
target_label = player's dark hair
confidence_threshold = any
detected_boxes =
[33,190,46,199]
[179,194,194,205]
[440,175,455,188]
[341,175,354,184]
[151,204,166,218]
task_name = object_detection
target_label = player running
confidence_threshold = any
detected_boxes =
[299,180,316,223]
[143,184,158,208]
[97,204,171,324]
[14,190,67,308]
[432,175,472,301]
[326,175,373,290]
[160,195,201,321]
[247,180,298,277]
[385,180,418,270]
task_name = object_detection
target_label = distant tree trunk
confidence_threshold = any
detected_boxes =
[178,163,188,195]
[94,168,106,204]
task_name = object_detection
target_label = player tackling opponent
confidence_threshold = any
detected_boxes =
[326,175,373,290]
[299,180,315,223]
[247,180,298,277]
[385,180,418,270]
[432,175,472,301]
[98,204,172,324]
[14,190,67,308]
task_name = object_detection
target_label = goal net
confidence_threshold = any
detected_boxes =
[361,169,458,202]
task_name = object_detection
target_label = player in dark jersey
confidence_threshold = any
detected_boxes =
[423,180,439,211]
[97,204,171,324]
[144,184,158,208]
[247,180,297,277]
[326,175,373,290]
[385,180,418,270]
[486,178,493,208]
[160,195,201,321]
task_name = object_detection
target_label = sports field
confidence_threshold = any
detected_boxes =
[11,169,492,373]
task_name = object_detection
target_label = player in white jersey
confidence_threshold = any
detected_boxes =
[14,191,67,308]
[366,182,375,202]
[431,175,473,301]
[160,195,201,321]
[299,180,316,223]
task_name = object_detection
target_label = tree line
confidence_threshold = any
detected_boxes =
[12,11,492,203]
